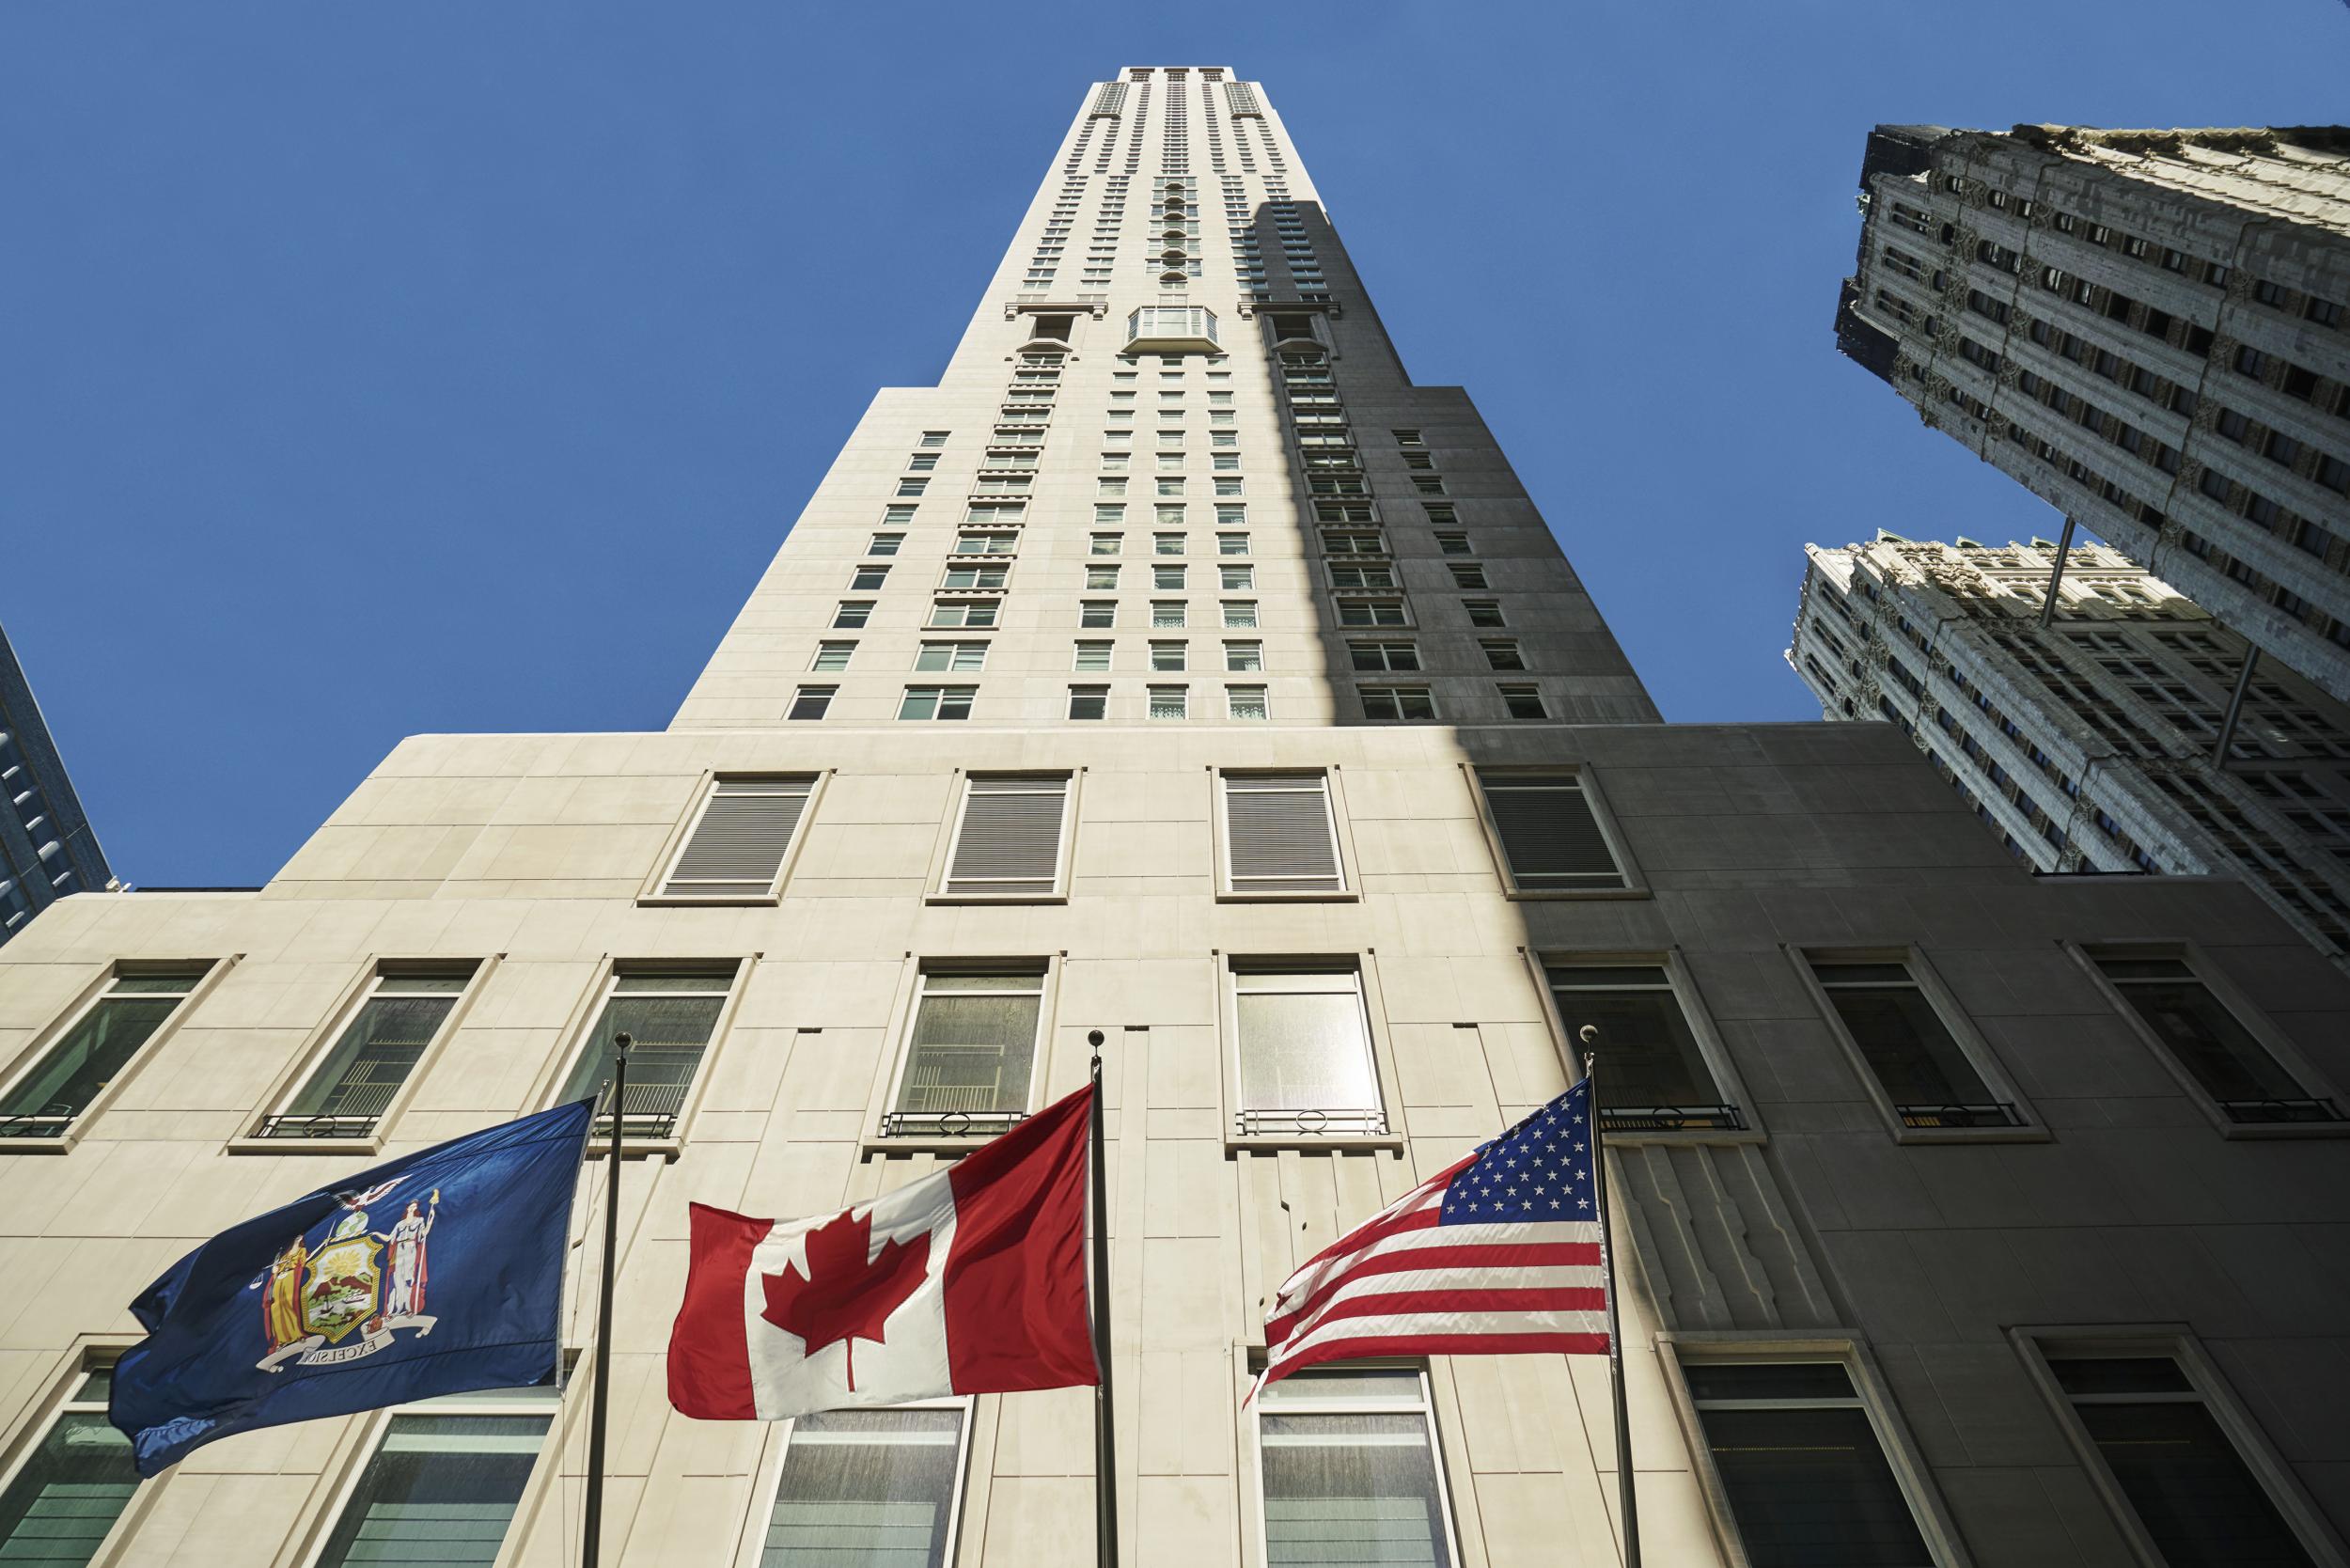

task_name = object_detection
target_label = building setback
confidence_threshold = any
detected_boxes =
[1791,532,2350,968]
[2,71,2350,1567]
[1836,123,2350,701]
[0,623,114,945]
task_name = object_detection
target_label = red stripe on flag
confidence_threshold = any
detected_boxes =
[1285,1285,1608,1338]
[941,1084,1099,1395]
[668,1202,772,1419]
[1266,1242,1603,1341]
[1270,1330,1612,1382]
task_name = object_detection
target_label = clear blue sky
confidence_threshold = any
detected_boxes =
[4,2,2344,886]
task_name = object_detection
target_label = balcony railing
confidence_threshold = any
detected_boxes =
[1233,1106,1389,1138]
[1597,1104,1747,1134]
[879,1109,1027,1139]
[255,1112,386,1140]
[1895,1102,2020,1129]
[2220,1095,2343,1123]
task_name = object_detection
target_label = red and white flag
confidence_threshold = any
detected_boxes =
[669,1086,1098,1420]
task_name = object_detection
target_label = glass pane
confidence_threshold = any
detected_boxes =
[559,995,725,1124]
[106,970,207,995]
[1259,1370,1425,1407]
[1821,986,1994,1109]
[1696,1404,1931,1568]
[615,972,735,993]
[284,995,458,1121]
[1547,988,1714,1111]
[2074,1401,2315,1567]
[899,994,1041,1115]
[0,1412,138,1568]
[2047,1356,2195,1397]
[0,997,181,1126]
[763,1409,964,1567]
[315,1413,551,1568]
[1236,992,1376,1111]
[2108,979,2310,1108]
[1684,1362,1860,1403]
[1260,1411,1451,1568]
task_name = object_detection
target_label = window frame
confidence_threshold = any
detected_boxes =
[1658,1333,1969,1568]
[926,769,1081,905]
[1791,946,2045,1144]
[1220,955,1404,1150]
[1530,949,1762,1144]
[637,771,829,908]
[2065,939,2348,1139]
[1213,767,1359,903]
[2013,1325,2350,1568]
[299,1381,563,1568]
[0,959,230,1152]
[0,1343,155,1568]
[228,957,496,1156]
[1463,764,1645,902]
[730,1397,978,1568]
[1243,1362,1463,1568]
[869,957,1060,1150]
[532,958,754,1157]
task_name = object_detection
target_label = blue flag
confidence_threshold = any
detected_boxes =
[109,1099,594,1475]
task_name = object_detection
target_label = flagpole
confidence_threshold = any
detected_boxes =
[1582,1031,1640,1568]
[1087,1029,1119,1568]
[582,1033,630,1568]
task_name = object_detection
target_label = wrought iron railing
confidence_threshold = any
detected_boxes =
[255,1112,384,1140]
[1597,1104,1746,1134]
[879,1109,1027,1139]
[1896,1101,2021,1129]
[1232,1107,1389,1138]
[2219,1095,2342,1124]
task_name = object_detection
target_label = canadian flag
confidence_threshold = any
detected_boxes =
[668,1086,1098,1420]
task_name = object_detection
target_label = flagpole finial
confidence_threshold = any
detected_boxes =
[1087,1027,1104,1067]
[613,1030,633,1059]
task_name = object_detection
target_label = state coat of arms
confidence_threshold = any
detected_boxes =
[257,1179,443,1372]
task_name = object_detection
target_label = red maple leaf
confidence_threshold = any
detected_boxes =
[760,1209,932,1390]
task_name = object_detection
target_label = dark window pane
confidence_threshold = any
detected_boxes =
[2072,1400,2314,1567]
[284,995,458,1122]
[0,999,181,1131]
[2100,971,2322,1115]
[0,1412,138,1567]
[2047,1356,2195,1397]
[1544,977,1719,1114]
[316,1413,550,1568]
[1695,1404,1929,1567]
[1817,981,1996,1111]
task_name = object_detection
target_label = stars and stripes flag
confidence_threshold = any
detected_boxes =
[1258,1077,1612,1393]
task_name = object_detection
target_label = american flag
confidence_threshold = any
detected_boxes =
[1259,1079,1612,1391]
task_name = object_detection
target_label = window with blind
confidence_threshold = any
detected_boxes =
[761,1407,969,1566]
[1684,1361,1933,1568]
[2090,951,2340,1123]
[656,776,816,901]
[885,967,1045,1137]
[2044,1353,2321,1567]
[940,776,1071,899]
[1545,963,1739,1132]
[1222,773,1345,896]
[0,1369,138,1567]
[1807,958,2018,1130]
[1256,1370,1458,1568]
[256,964,478,1139]
[1475,772,1626,893]
[0,964,212,1141]
[1230,964,1385,1137]
[314,1388,555,1568]
[557,965,739,1140]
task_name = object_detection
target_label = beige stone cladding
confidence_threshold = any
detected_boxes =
[4,718,2349,1563]
[1837,123,2350,703]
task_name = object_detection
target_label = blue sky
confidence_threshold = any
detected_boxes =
[4,2,2345,886]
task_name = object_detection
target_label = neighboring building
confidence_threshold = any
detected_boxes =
[0,623,113,943]
[3,71,2350,1568]
[1836,122,2350,700]
[1791,531,2350,965]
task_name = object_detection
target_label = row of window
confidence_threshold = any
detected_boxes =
[7,1330,2332,1567]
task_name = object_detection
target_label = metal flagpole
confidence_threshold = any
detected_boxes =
[1087,1029,1120,1568]
[582,1032,630,1568]
[1582,1030,1640,1568]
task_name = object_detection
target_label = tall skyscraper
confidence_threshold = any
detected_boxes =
[1789,531,2350,965]
[1,72,2348,1567]
[1836,124,2350,699]
[0,623,113,944]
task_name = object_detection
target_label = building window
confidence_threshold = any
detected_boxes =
[915,642,989,673]
[1544,963,1737,1131]
[1463,600,1505,627]
[1154,566,1186,589]
[2037,1347,2326,1565]
[886,965,1046,1137]
[1086,566,1120,589]
[256,964,477,1139]
[1683,1361,1934,1568]
[1806,957,2017,1129]
[1349,641,1418,672]
[1225,641,1263,672]
[833,603,873,629]
[1338,600,1408,628]
[2089,950,2341,1122]
[896,478,928,497]
[313,1387,556,1568]
[942,775,1071,899]
[1148,684,1189,719]
[0,964,212,1140]
[1152,602,1187,629]
[852,566,891,590]
[919,431,949,447]
[900,686,977,721]
[1073,642,1112,673]
[1150,641,1187,672]
[1480,640,1526,671]
[1228,685,1270,720]
[1229,963,1385,1136]
[1221,565,1254,589]
[1255,1370,1459,1568]
[1091,532,1123,555]
[1221,773,1344,895]
[1475,771,1626,892]
[760,1406,970,1567]
[1498,684,1547,719]
[0,1366,138,1564]
[1068,686,1108,721]
[557,965,739,1140]
[1359,686,1434,720]
[811,642,854,672]
[1080,601,1116,629]
[1218,531,1250,555]
[867,533,903,557]
[789,686,835,721]
[1448,564,1487,589]
[655,776,816,902]
[1224,601,1260,628]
